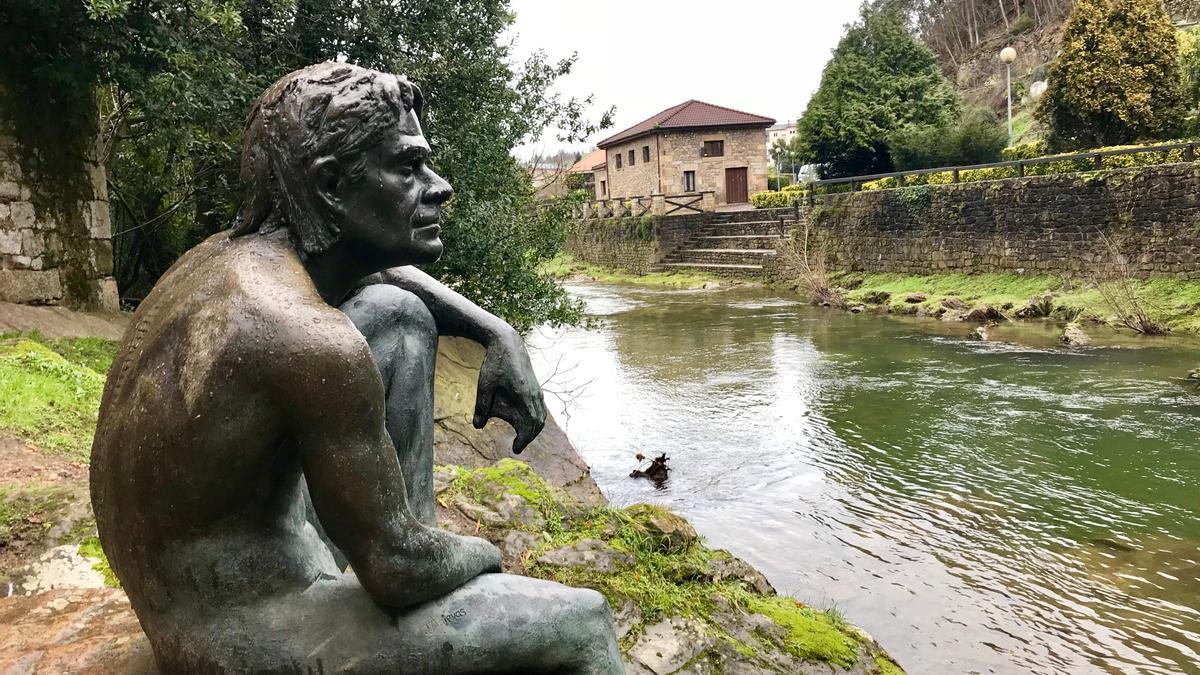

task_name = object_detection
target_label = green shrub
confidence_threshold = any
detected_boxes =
[1038,0,1185,147]
[1001,141,1049,161]
[1010,12,1034,35]
[751,191,798,208]
[888,107,1007,171]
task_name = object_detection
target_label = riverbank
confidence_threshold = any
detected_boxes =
[0,314,903,674]
[785,271,1200,337]
[544,253,743,290]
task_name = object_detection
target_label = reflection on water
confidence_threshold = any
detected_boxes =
[527,282,1200,675]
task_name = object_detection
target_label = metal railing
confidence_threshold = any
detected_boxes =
[798,140,1199,205]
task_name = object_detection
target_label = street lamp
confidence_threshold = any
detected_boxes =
[1000,46,1017,146]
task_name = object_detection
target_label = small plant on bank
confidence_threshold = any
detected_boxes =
[779,224,845,308]
[1092,233,1168,335]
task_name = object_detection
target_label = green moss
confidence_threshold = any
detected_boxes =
[78,536,120,588]
[542,253,720,289]
[0,338,105,459]
[440,459,566,532]
[875,654,906,675]
[746,596,860,668]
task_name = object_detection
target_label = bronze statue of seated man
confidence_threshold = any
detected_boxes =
[90,62,623,674]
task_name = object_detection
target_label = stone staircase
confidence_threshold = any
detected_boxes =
[658,213,797,277]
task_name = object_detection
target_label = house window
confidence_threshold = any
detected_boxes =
[702,140,724,157]
[683,171,696,192]
[600,180,607,196]
[615,154,622,169]
[643,146,650,163]
[628,149,635,166]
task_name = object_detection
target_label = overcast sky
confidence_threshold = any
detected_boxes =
[506,0,861,158]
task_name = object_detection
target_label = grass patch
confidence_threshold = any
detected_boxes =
[2,331,119,375]
[838,272,1200,334]
[78,535,120,587]
[746,595,861,668]
[0,337,107,459]
[543,253,719,289]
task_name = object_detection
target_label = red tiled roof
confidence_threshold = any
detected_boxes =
[596,100,775,148]
[567,148,607,173]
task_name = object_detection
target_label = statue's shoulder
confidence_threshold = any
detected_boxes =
[214,236,374,374]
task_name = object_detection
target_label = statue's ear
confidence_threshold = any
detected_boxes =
[308,156,345,220]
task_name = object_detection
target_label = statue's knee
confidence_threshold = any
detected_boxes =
[344,284,435,340]
[576,588,614,625]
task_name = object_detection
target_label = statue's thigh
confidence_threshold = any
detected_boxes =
[248,573,611,674]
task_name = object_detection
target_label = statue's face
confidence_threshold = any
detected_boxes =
[335,113,452,266]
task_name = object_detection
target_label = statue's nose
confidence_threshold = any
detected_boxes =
[425,172,453,205]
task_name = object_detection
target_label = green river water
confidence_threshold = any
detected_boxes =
[526,282,1200,675]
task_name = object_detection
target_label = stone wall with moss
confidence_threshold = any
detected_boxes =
[566,216,662,274]
[567,209,797,275]
[802,163,1200,279]
[0,130,116,310]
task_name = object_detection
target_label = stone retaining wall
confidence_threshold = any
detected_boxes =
[804,163,1200,279]
[0,131,117,309]
[566,209,795,274]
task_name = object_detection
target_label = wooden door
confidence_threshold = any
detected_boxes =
[725,167,748,203]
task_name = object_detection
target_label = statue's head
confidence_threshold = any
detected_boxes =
[232,62,452,264]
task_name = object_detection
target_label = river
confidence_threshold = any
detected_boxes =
[526,281,1200,675]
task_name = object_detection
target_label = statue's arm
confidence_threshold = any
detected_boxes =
[372,266,547,453]
[281,334,501,608]
[373,265,509,345]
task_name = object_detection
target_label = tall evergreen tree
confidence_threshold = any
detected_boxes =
[796,1,959,177]
[1038,0,1185,148]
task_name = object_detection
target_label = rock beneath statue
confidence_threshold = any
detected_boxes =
[453,492,545,530]
[0,589,155,673]
[432,465,457,496]
[537,539,634,574]
[498,530,538,568]
[626,504,698,553]
[707,553,776,595]
[6,545,108,596]
[612,598,642,641]
[625,616,715,675]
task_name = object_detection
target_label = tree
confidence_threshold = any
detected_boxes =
[1,0,609,331]
[1038,0,1186,148]
[769,136,805,180]
[796,1,960,177]
[888,106,1008,170]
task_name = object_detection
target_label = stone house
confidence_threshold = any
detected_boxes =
[595,100,773,206]
[566,148,608,198]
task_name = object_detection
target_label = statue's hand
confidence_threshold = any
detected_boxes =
[472,329,547,454]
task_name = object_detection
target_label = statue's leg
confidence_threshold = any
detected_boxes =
[201,572,624,674]
[339,283,439,526]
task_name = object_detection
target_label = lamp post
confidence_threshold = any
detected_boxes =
[1000,47,1017,145]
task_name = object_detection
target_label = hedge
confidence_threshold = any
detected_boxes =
[859,141,1193,191]
[750,183,806,208]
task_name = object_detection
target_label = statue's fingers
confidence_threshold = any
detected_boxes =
[512,409,545,455]
[472,387,494,429]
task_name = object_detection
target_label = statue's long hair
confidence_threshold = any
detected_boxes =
[231,62,423,255]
